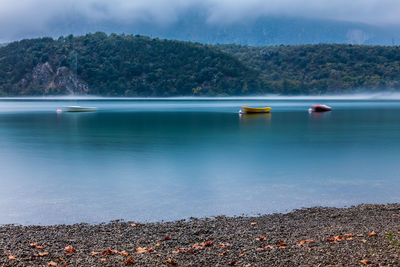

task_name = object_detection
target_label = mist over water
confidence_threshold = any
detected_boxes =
[1,97,400,225]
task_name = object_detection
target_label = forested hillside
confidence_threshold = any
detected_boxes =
[0,33,261,96]
[217,44,400,94]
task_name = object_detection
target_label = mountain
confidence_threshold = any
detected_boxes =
[217,43,400,94]
[37,14,400,46]
[0,33,261,96]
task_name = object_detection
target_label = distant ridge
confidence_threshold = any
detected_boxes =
[0,33,261,96]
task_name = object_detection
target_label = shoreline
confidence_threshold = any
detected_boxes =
[1,204,399,266]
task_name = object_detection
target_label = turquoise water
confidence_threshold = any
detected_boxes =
[1,98,400,225]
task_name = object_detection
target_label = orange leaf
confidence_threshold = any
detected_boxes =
[368,231,377,237]
[8,254,16,261]
[256,236,266,241]
[250,222,257,226]
[155,242,161,247]
[361,239,367,243]
[125,257,136,265]
[172,250,179,254]
[360,259,372,265]
[219,250,229,256]
[39,252,49,257]
[64,245,76,253]
[91,251,100,256]
[102,249,117,255]
[279,246,286,249]
[192,243,202,250]
[119,250,129,256]
[135,247,147,253]
[166,258,177,265]
[326,237,335,242]
[346,237,353,241]
[220,243,232,248]
[334,235,345,242]
[276,240,286,246]
[239,253,245,257]
[130,223,138,227]
[48,261,57,266]
[201,241,214,247]
[100,258,107,262]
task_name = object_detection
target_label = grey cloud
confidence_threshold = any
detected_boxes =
[0,0,400,42]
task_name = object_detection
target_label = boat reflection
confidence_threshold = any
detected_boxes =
[239,112,271,124]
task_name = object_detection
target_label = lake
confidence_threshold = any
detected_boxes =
[1,97,400,225]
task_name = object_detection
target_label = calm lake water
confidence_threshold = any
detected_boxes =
[1,97,400,225]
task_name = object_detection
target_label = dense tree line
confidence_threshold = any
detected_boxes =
[216,44,400,94]
[0,33,261,96]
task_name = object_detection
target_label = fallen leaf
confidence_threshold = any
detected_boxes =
[192,243,202,250]
[60,263,67,267]
[48,261,57,266]
[135,247,148,253]
[361,239,367,243]
[39,252,49,257]
[239,253,245,257]
[119,250,129,256]
[164,236,171,240]
[334,235,345,242]
[155,242,161,247]
[346,237,353,241]
[201,241,214,247]
[30,243,45,249]
[250,222,257,226]
[242,248,248,252]
[392,214,399,217]
[220,243,232,248]
[100,258,107,262]
[368,231,377,237]
[276,240,286,246]
[8,254,16,261]
[57,257,64,261]
[64,245,76,253]
[228,260,237,265]
[326,237,335,242]
[130,223,138,227]
[125,257,136,264]
[102,249,117,255]
[166,258,177,265]
[172,250,179,254]
[220,250,229,256]
[256,236,266,241]
[279,246,286,249]
[91,251,100,256]
[256,245,274,251]
[147,248,153,253]
[360,259,372,265]
[186,250,195,254]
[357,234,364,237]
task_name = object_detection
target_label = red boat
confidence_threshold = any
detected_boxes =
[311,105,332,112]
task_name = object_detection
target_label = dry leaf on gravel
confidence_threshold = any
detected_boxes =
[360,259,372,264]
[202,241,214,247]
[91,251,100,256]
[64,245,76,252]
[38,252,49,257]
[125,257,136,264]
[220,243,232,248]
[48,261,57,266]
[164,236,171,240]
[135,247,148,253]
[166,258,177,265]
[250,222,257,226]
[256,236,266,241]
[8,254,16,261]
[368,231,377,237]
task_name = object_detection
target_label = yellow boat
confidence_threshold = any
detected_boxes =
[241,106,271,113]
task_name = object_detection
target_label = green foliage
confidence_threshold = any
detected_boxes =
[216,43,400,94]
[0,33,261,96]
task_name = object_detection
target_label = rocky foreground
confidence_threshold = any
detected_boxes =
[1,204,399,266]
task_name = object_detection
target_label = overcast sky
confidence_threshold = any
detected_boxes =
[1,0,400,42]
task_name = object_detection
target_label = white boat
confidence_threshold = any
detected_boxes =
[65,106,97,112]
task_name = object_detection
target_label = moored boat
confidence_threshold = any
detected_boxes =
[65,106,97,112]
[311,105,331,112]
[241,106,271,113]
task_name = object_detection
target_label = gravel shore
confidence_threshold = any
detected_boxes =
[1,204,399,266]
